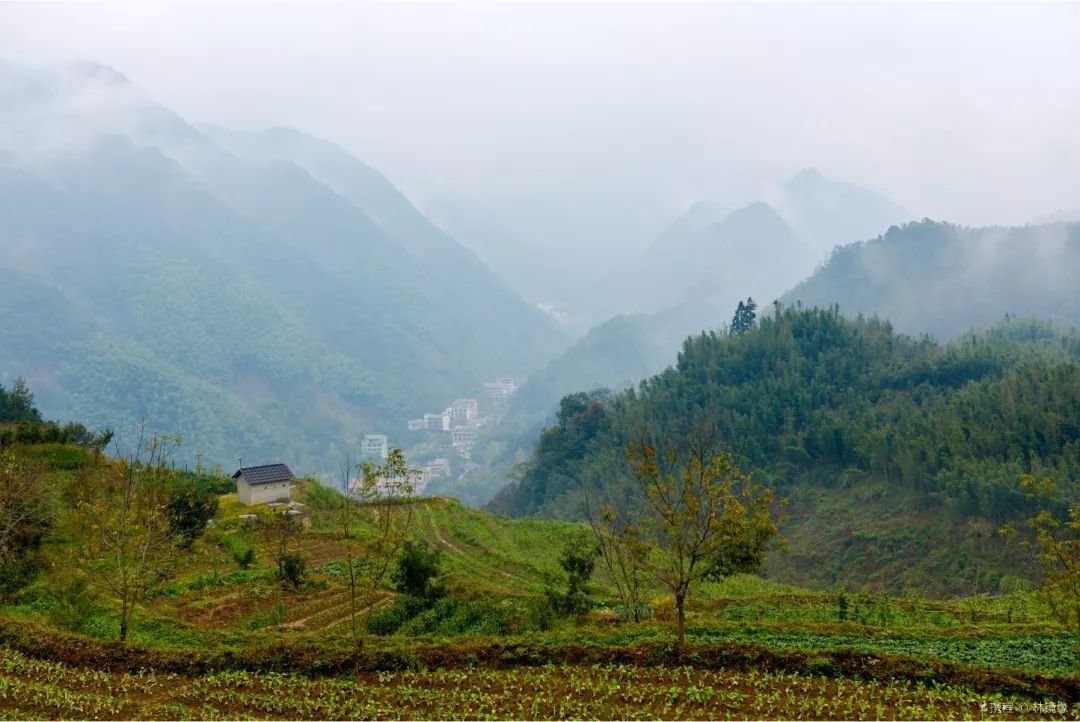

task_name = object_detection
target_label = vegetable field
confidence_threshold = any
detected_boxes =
[0,647,1075,721]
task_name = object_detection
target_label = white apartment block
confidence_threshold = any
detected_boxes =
[362,434,388,459]
[449,398,479,424]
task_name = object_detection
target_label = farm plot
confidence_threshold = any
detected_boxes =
[0,647,1074,720]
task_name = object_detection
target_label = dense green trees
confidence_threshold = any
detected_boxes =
[491,308,1080,590]
[0,379,41,424]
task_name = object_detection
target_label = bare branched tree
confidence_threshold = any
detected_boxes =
[582,485,647,622]
[0,453,50,573]
[258,507,304,584]
[73,432,181,642]
[341,448,417,636]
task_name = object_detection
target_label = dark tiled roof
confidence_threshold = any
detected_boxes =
[232,463,295,486]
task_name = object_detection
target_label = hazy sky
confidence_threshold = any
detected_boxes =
[3,2,1080,250]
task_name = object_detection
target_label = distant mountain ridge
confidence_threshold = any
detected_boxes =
[783,219,1080,339]
[442,199,821,506]
[772,168,909,255]
[0,61,565,471]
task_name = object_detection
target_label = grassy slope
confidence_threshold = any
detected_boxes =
[769,481,1029,598]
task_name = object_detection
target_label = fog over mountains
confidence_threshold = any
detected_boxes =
[2,53,1080,491]
[0,61,565,468]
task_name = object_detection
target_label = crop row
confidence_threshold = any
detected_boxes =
[0,647,1074,720]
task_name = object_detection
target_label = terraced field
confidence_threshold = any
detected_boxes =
[411,499,583,595]
[4,485,1077,722]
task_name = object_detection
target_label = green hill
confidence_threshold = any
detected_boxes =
[489,307,1080,595]
[0,62,565,471]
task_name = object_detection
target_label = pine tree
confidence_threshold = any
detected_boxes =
[731,297,758,335]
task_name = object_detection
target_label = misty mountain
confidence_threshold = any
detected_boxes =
[783,219,1080,339]
[446,204,811,505]
[590,201,815,320]
[583,168,908,324]
[772,168,910,255]
[0,61,565,470]
[496,203,809,433]
[416,191,584,313]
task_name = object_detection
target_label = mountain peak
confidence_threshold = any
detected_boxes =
[725,200,784,222]
[785,168,826,189]
[56,61,132,86]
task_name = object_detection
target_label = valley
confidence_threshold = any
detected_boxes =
[2,13,1080,718]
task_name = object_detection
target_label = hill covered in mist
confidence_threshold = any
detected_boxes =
[783,219,1080,338]
[0,61,565,469]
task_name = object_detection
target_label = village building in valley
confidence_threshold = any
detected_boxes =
[234,463,295,505]
[362,433,389,459]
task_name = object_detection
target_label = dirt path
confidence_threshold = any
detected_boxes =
[320,595,393,630]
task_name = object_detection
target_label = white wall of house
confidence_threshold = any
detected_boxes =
[237,479,291,506]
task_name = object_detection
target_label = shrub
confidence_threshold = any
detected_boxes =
[399,597,516,636]
[219,530,257,569]
[279,553,306,590]
[165,481,220,548]
[367,595,430,635]
[556,542,597,617]
[234,546,256,569]
[392,541,444,601]
[835,589,849,621]
[45,580,101,634]
[0,555,40,598]
[652,595,676,622]
[541,538,598,619]
[248,600,287,630]
[525,596,556,632]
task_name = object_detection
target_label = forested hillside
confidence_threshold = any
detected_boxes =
[490,308,1080,594]
[784,219,1080,338]
[0,61,564,470]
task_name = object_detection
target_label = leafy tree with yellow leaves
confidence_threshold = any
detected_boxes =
[625,423,779,645]
[1003,475,1080,630]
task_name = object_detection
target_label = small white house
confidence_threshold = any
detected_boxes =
[233,463,294,506]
